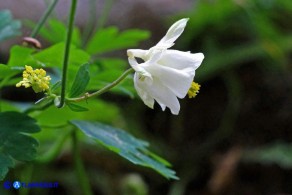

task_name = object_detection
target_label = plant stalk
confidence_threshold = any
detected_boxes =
[58,0,78,108]
[30,0,59,38]
[35,128,73,164]
[72,130,93,195]
[67,68,134,102]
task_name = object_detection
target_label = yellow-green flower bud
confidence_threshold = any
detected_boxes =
[16,65,51,93]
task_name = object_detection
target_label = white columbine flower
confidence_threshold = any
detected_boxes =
[127,18,204,115]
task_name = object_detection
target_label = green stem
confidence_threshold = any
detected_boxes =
[58,0,78,108]
[30,0,59,38]
[72,130,93,195]
[23,101,53,114]
[19,164,34,195]
[35,128,73,164]
[96,0,114,29]
[67,68,134,102]
[82,0,97,47]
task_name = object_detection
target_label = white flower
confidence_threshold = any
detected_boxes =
[127,18,204,115]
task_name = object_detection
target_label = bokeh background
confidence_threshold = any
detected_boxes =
[1,0,292,194]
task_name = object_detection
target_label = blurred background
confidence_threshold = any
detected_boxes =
[1,0,292,194]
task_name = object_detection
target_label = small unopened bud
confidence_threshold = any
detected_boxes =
[23,37,42,49]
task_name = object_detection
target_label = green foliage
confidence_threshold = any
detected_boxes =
[34,99,121,127]
[69,63,90,98]
[5,43,90,69]
[86,27,150,55]
[30,19,81,46]
[0,4,177,184]
[0,153,14,181]
[88,58,135,97]
[243,142,292,169]
[50,80,62,93]
[67,102,89,112]
[0,10,21,42]
[32,43,90,68]
[0,112,41,180]
[7,45,35,66]
[71,120,178,180]
[28,18,150,56]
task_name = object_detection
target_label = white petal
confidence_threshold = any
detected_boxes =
[148,50,163,63]
[159,50,204,71]
[155,18,189,49]
[147,63,194,99]
[128,57,145,73]
[134,73,155,108]
[127,49,148,61]
[135,76,180,115]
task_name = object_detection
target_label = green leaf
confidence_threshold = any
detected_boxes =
[7,46,35,66]
[0,111,41,180]
[4,134,39,161]
[31,42,90,68]
[67,102,89,112]
[86,27,150,55]
[0,64,22,80]
[0,10,21,42]
[87,59,135,97]
[35,99,120,126]
[50,80,62,93]
[37,19,81,47]
[70,120,178,179]
[69,63,90,98]
[0,153,14,181]
[89,69,135,98]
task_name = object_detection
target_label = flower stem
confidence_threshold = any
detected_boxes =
[72,130,93,195]
[82,0,97,47]
[30,0,59,38]
[58,0,78,108]
[35,128,73,164]
[96,0,114,29]
[19,164,34,195]
[67,68,134,102]
[23,101,53,114]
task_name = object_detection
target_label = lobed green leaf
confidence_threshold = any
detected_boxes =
[86,27,150,55]
[70,120,178,179]
[33,19,81,47]
[0,112,41,180]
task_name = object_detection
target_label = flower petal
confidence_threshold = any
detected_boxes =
[127,49,148,61]
[147,63,194,99]
[134,73,155,108]
[159,50,204,70]
[135,76,180,115]
[155,18,189,49]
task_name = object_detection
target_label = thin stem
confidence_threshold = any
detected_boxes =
[35,128,73,164]
[82,0,97,47]
[58,0,78,108]
[30,0,59,38]
[72,130,93,195]
[23,101,53,114]
[96,0,114,29]
[67,68,134,102]
[19,164,34,195]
